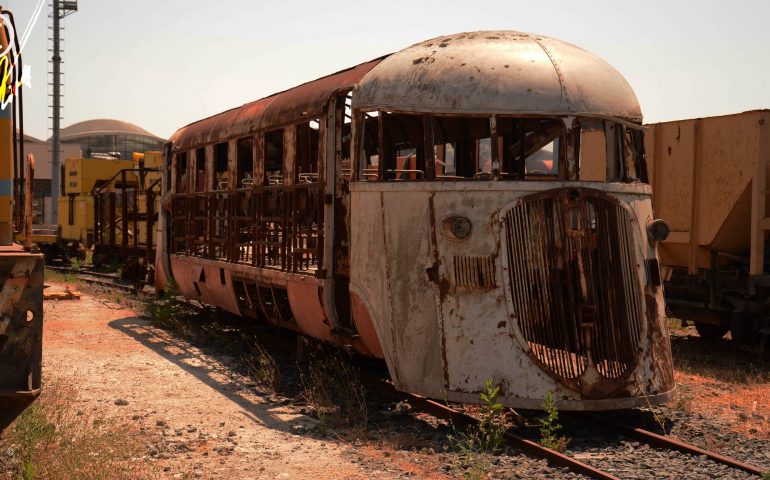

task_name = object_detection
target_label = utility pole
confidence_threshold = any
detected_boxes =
[50,0,77,225]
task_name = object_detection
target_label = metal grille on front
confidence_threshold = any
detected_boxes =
[453,256,497,289]
[503,190,643,382]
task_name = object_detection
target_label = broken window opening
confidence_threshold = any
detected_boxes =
[175,152,189,193]
[214,143,229,190]
[264,129,284,185]
[578,120,647,183]
[354,113,646,183]
[497,117,563,180]
[295,121,319,184]
[624,127,646,183]
[195,148,206,192]
[358,111,380,181]
[236,137,254,188]
[380,112,426,181]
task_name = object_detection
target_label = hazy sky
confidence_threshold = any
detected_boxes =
[4,0,769,140]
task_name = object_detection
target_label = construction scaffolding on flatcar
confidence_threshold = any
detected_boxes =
[92,152,161,284]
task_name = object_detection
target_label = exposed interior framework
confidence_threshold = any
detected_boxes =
[358,113,647,182]
[168,109,648,269]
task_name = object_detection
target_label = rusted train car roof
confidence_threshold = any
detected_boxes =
[169,58,385,150]
[354,31,643,123]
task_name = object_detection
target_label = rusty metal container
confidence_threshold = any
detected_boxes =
[645,110,770,341]
[646,110,770,276]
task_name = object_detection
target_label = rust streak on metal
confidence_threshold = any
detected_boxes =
[170,59,385,151]
[427,193,449,389]
[23,155,33,250]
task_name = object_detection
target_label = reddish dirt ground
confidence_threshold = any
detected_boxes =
[42,284,445,479]
[39,281,770,478]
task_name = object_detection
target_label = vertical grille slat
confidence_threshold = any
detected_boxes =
[504,190,644,384]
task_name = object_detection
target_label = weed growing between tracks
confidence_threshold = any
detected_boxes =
[145,293,200,336]
[0,378,152,480]
[539,391,569,452]
[448,379,508,479]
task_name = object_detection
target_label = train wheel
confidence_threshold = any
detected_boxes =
[729,313,753,346]
[694,321,729,340]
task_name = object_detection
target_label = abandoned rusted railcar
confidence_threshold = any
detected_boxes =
[158,31,675,410]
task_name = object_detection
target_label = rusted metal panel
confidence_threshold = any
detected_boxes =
[0,248,44,415]
[353,32,641,122]
[286,282,331,340]
[349,291,385,358]
[169,59,384,151]
[645,110,770,272]
[259,59,383,128]
[170,98,274,152]
[169,256,240,314]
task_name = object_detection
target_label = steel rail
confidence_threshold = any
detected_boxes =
[45,265,137,293]
[73,275,136,293]
[359,374,619,480]
[46,265,120,280]
[578,413,767,477]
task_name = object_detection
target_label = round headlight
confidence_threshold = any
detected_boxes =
[647,219,670,243]
[450,216,472,239]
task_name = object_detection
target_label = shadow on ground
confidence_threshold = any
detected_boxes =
[670,332,770,384]
[108,315,307,434]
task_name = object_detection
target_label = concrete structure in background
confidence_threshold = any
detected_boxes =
[57,119,166,161]
[21,119,165,225]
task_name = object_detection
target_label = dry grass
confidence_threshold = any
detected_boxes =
[241,335,279,392]
[670,330,770,438]
[0,378,155,480]
[300,344,368,432]
[43,267,77,285]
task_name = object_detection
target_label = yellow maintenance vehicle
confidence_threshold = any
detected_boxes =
[0,7,45,429]
[31,152,161,268]
[57,154,135,257]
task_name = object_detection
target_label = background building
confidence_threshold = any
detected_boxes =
[58,119,166,161]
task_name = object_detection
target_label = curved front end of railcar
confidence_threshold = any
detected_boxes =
[347,31,675,410]
[348,181,674,410]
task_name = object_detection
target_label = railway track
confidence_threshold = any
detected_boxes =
[46,265,138,293]
[359,373,768,479]
[96,296,769,479]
